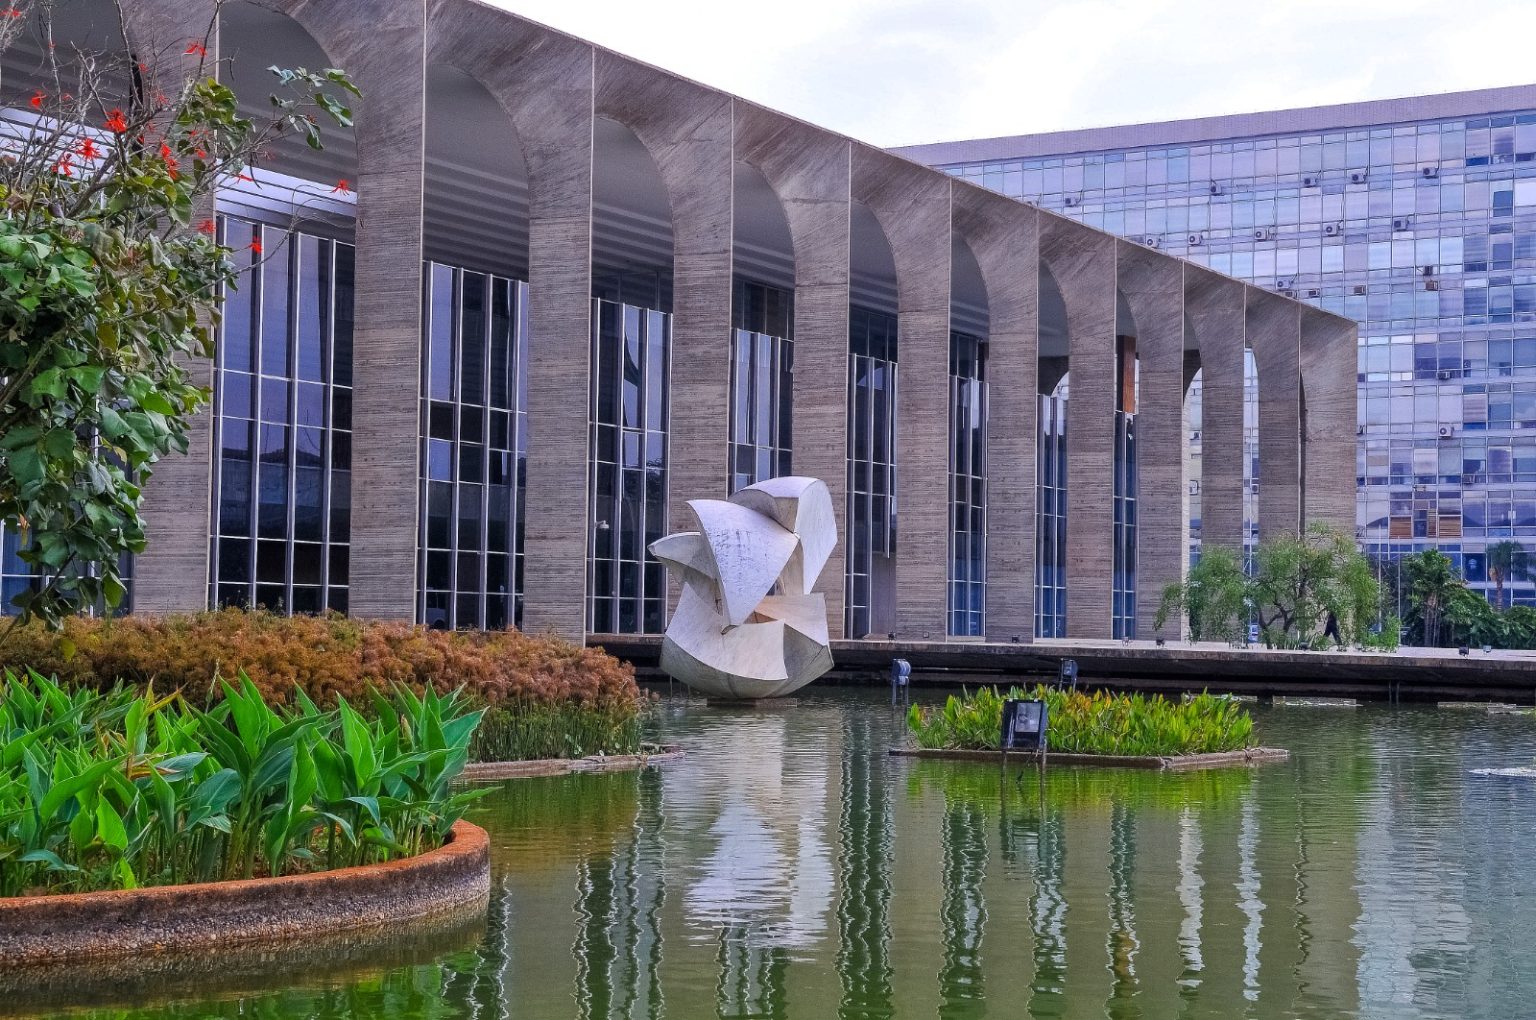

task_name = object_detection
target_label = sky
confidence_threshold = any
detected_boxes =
[486,0,1536,149]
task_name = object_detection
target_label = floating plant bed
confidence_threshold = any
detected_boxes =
[889,746,1291,771]
[0,820,490,969]
[461,745,684,781]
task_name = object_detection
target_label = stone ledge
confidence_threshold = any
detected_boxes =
[889,746,1290,770]
[460,745,684,780]
[0,820,490,968]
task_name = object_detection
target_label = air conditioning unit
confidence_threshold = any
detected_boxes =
[1280,289,1296,298]
[1422,166,1440,179]
[1393,217,1412,231]
[1188,233,1205,246]
[1302,174,1318,188]
[1143,234,1162,248]
[1324,222,1341,236]
[1191,429,1202,441]
[1426,279,1440,291]
[1349,170,1368,184]
[1064,194,1081,207]
[1356,425,1366,436]
[1438,425,1455,439]
[1276,277,1294,290]
[1210,181,1224,195]
[1254,227,1272,241]
[1306,288,1321,298]
[1188,481,1202,495]
[1438,369,1454,381]
[1421,265,1435,277]
[1352,284,1367,295]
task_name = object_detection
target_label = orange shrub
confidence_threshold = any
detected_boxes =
[0,609,641,711]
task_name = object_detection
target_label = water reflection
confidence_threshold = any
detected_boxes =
[23,695,1536,1020]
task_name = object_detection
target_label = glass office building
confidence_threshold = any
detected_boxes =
[903,85,1536,607]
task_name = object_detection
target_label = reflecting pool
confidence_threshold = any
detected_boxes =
[24,689,1536,1019]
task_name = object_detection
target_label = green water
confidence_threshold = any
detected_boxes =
[20,689,1536,1019]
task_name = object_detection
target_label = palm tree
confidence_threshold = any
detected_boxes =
[1485,540,1529,611]
[1402,549,1464,647]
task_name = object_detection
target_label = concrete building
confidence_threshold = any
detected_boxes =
[897,85,1536,609]
[0,0,1351,642]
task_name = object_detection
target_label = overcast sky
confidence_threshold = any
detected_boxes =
[487,0,1536,148]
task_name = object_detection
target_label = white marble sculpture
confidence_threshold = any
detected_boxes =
[650,476,836,700]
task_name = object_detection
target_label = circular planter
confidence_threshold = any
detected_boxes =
[0,820,490,969]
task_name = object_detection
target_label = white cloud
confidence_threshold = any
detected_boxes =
[487,0,1536,147]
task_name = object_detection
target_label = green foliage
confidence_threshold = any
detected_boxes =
[1402,549,1462,646]
[0,670,486,897]
[1359,615,1402,651]
[0,5,357,630]
[905,685,1256,757]
[471,701,645,762]
[1486,540,1530,611]
[1156,525,1382,649]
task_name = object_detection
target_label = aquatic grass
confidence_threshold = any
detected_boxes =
[470,699,647,763]
[0,670,488,897]
[906,685,1257,756]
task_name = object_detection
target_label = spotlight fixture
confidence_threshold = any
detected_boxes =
[1155,637,1166,647]
[1458,645,1471,656]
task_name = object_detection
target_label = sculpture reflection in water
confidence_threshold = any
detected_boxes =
[651,476,836,700]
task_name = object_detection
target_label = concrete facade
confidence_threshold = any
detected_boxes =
[18,0,1353,643]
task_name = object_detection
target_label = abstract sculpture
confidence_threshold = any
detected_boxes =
[650,476,837,700]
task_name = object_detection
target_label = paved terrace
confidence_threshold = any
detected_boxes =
[592,634,1536,705]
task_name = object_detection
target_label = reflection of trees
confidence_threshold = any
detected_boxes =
[837,712,894,1019]
[716,923,789,1020]
[438,877,514,1019]
[939,795,989,1018]
[574,768,667,1020]
[1104,803,1140,1018]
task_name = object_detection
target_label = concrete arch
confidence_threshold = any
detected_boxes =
[424,1,595,640]
[952,184,1038,640]
[1301,308,1358,535]
[733,106,852,635]
[1184,266,1247,553]
[1247,288,1302,543]
[851,146,951,639]
[1039,214,1116,639]
[1116,240,1184,637]
[594,54,733,593]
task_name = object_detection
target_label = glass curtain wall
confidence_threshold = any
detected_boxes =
[948,331,987,637]
[587,281,671,635]
[210,218,353,614]
[419,264,529,631]
[730,280,794,492]
[1112,336,1139,638]
[846,307,899,638]
[1036,381,1068,638]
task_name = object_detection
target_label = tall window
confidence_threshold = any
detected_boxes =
[210,219,353,614]
[588,298,671,634]
[1113,336,1139,638]
[419,264,528,631]
[948,331,987,637]
[1036,381,1068,638]
[847,307,898,638]
[0,526,132,617]
[730,279,793,491]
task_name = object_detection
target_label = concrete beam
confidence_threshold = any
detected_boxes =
[852,147,951,641]
[428,1,595,641]
[1040,215,1115,640]
[1185,267,1246,553]
[1248,288,1303,542]
[952,184,1037,642]
[1300,308,1358,536]
[735,105,852,638]
[596,56,735,622]
[1116,242,1184,637]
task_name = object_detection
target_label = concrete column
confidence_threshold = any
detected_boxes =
[1040,215,1115,641]
[952,185,1037,642]
[1247,288,1303,542]
[263,1,429,620]
[429,2,596,641]
[595,57,735,619]
[1300,308,1358,536]
[1116,242,1184,636]
[735,105,852,638]
[851,147,950,641]
[122,0,219,613]
[1185,267,1246,554]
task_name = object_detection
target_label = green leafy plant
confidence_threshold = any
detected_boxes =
[905,685,1257,757]
[0,2,358,632]
[0,669,486,897]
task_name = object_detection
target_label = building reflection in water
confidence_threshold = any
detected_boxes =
[937,788,988,1014]
[836,713,895,1019]
[1104,802,1140,1015]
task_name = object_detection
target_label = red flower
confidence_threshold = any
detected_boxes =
[28,90,43,109]
[250,239,263,254]
[159,142,179,180]
[197,219,216,235]
[2,9,23,18]
[194,147,207,160]
[74,137,100,160]
[236,172,254,183]
[331,178,351,195]
[104,108,127,133]
[184,40,207,57]
[53,155,73,177]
